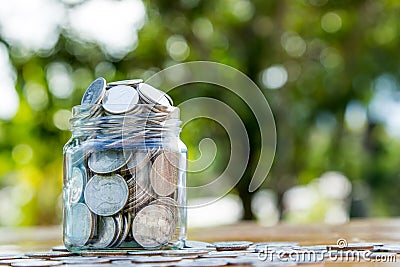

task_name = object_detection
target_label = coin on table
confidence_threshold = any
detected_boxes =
[24,251,73,258]
[185,240,214,249]
[214,241,253,251]
[88,150,129,174]
[69,167,86,203]
[138,83,172,106]
[176,258,229,267]
[150,151,179,196]
[65,203,94,247]
[81,77,106,105]
[132,204,175,248]
[92,216,117,249]
[130,256,182,263]
[84,174,129,216]
[10,259,63,267]
[108,79,143,87]
[102,85,139,114]
[51,245,68,252]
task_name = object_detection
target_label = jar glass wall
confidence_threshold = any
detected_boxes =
[63,104,187,251]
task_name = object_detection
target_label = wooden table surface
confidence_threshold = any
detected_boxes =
[1,218,400,266]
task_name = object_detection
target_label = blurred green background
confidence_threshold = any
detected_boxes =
[0,0,399,226]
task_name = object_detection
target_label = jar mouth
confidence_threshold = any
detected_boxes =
[69,103,181,140]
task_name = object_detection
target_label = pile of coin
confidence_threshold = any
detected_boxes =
[64,78,184,250]
[2,240,397,266]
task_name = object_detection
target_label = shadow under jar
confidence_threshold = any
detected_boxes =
[63,104,187,252]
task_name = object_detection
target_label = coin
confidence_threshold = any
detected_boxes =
[102,85,139,114]
[65,203,94,247]
[81,77,106,105]
[138,83,171,106]
[161,249,209,257]
[51,245,68,252]
[118,213,132,246]
[69,167,86,203]
[127,150,151,171]
[84,174,129,216]
[108,213,125,248]
[150,197,179,225]
[128,251,164,256]
[88,150,129,174]
[108,79,143,87]
[214,241,253,251]
[92,216,117,248]
[130,256,182,263]
[150,151,179,196]
[201,251,243,258]
[11,259,63,267]
[59,257,111,264]
[176,258,228,267]
[185,240,214,249]
[24,252,73,258]
[132,204,175,248]
[327,242,375,251]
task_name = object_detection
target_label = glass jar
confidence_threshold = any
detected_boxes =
[62,104,187,251]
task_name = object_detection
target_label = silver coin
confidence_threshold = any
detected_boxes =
[185,240,214,249]
[138,83,171,106]
[24,251,73,258]
[69,167,86,203]
[130,256,182,263]
[88,150,129,174]
[214,241,253,251]
[108,79,143,87]
[51,245,68,252]
[10,259,63,267]
[92,216,117,248]
[117,213,132,246]
[161,249,209,257]
[84,174,129,216]
[102,85,139,114]
[65,203,94,247]
[201,251,244,258]
[127,150,151,170]
[108,213,124,248]
[128,250,164,256]
[150,151,179,196]
[175,258,228,267]
[81,77,106,105]
[150,197,179,225]
[132,204,175,249]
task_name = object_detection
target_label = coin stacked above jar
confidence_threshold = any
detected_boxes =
[63,78,187,251]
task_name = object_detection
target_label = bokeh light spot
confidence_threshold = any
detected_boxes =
[67,0,145,58]
[232,0,254,22]
[53,109,72,130]
[12,144,33,165]
[46,62,74,99]
[320,47,343,69]
[345,101,367,132]
[192,17,214,40]
[261,65,288,89]
[166,35,190,62]
[281,32,307,58]
[24,82,49,111]
[0,0,64,51]
[0,42,19,120]
[321,12,342,33]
